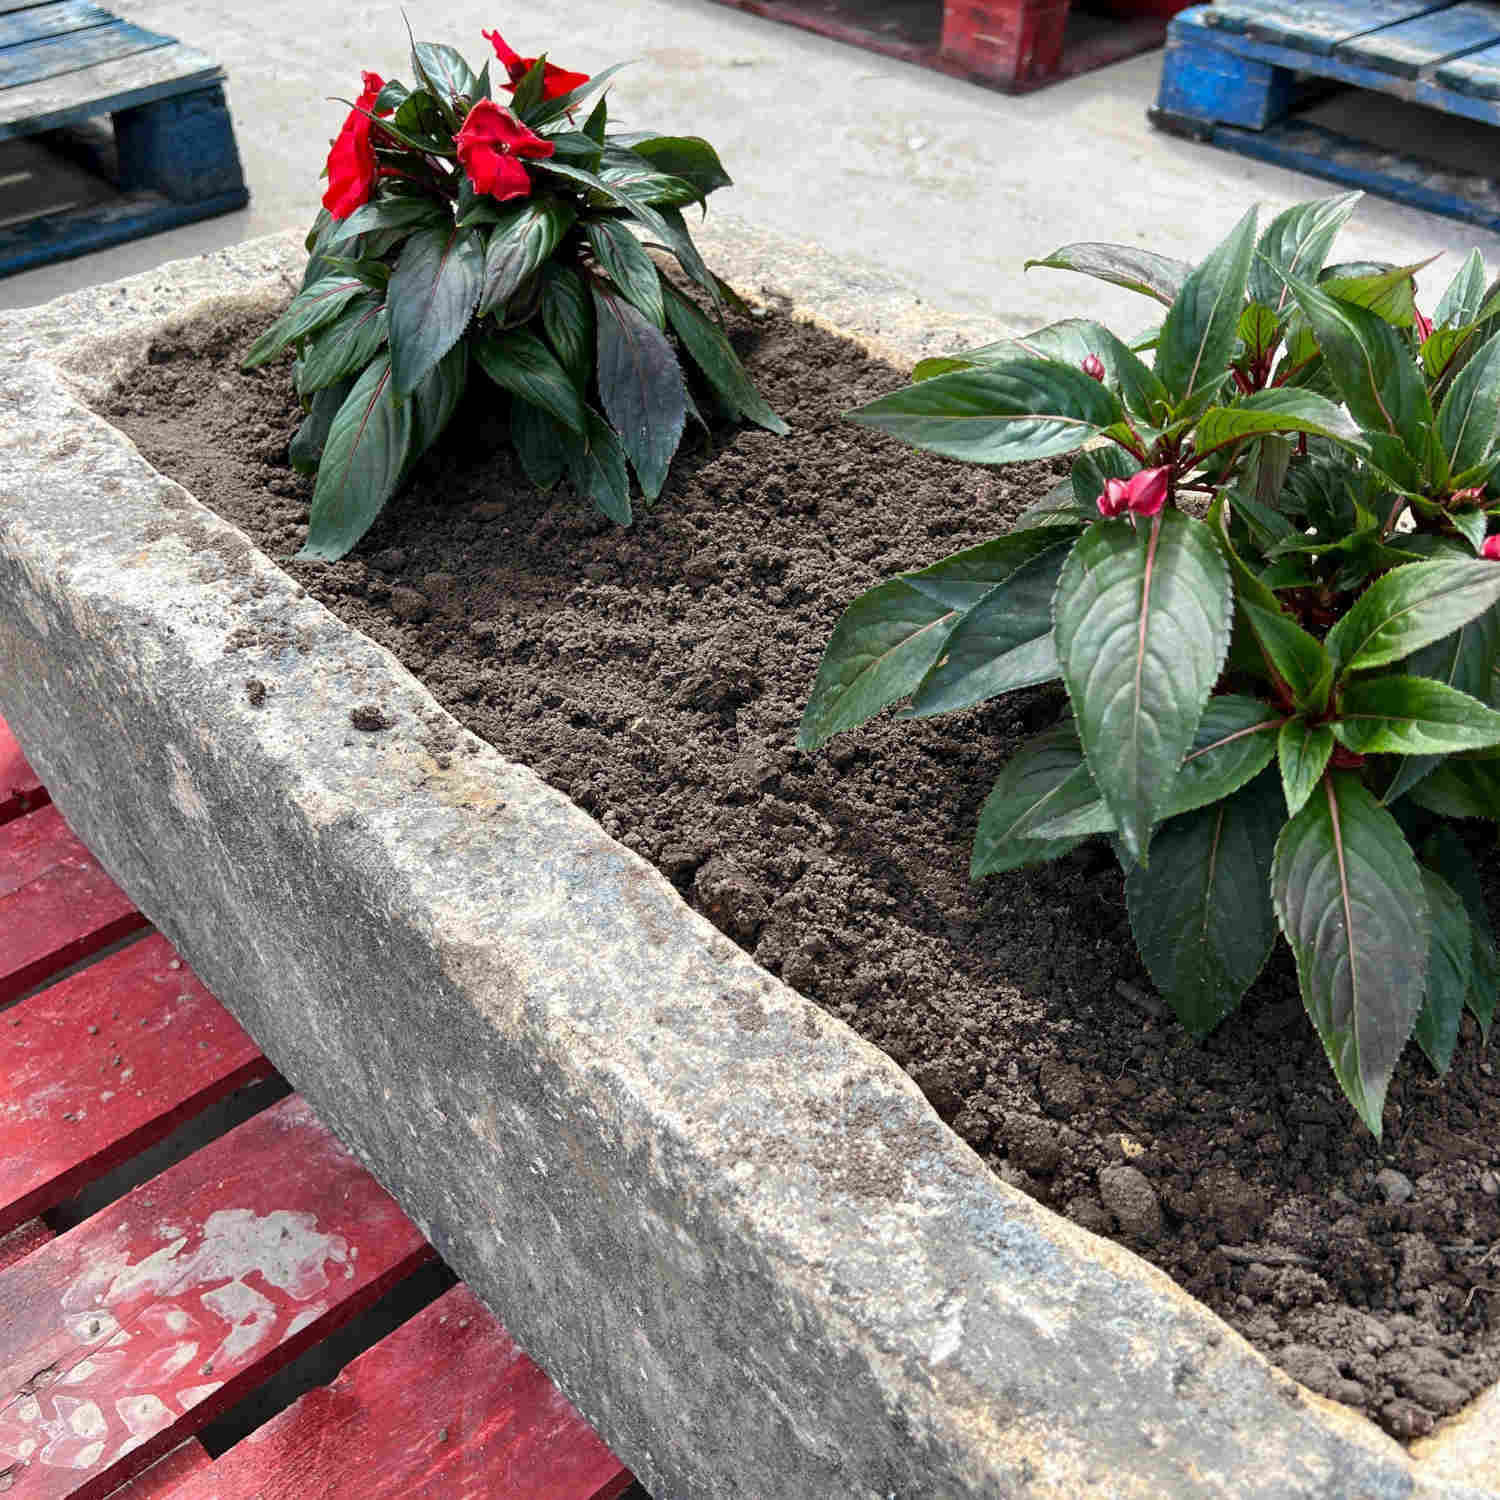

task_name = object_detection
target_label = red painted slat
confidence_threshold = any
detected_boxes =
[98,1440,212,1499]
[0,718,48,826]
[174,1284,633,1500]
[0,933,274,1233]
[0,1217,52,1273]
[0,1094,432,1500]
[0,803,148,1003]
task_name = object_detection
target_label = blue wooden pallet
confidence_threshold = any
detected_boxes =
[0,0,248,277]
[1152,2,1500,232]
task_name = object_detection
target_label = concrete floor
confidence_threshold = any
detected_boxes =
[7,0,1500,337]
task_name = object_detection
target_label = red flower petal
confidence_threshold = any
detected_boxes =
[455,100,551,199]
[1124,465,1170,518]
[1481,535,1500,561]
[482,27,525,79]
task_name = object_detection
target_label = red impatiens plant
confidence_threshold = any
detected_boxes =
[244,24,786,560]
[800,193,1500,1137]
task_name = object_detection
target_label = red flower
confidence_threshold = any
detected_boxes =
[1096,477,1130,518]
[482,28,590,100]
[1123,465,1170,517]
[454,99,554,201]
[1414,307,1433,342]
[322,71,390,220]
[1481,535,1500,561]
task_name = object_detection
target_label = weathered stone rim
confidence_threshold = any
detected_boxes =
[0,225,1495,1499]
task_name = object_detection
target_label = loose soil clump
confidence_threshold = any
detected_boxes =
[103,293,1500,1442]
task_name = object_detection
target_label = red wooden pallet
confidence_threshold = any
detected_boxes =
[0,714,636,1500]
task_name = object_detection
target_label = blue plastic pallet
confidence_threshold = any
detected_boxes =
[1151,1,1500,232]
[0,0,248,277]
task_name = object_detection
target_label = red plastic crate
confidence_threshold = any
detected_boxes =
[939,0,1071,87]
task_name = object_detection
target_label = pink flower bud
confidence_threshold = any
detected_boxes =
[1482,535,1500,560]
[1096,477,1130,518]
[1452,485,1486,505]
[1081,353,1106,382]
[1414,307,1433,342]
[1123,465,1171,518]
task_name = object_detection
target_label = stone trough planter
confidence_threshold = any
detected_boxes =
[2,226,1498,1500]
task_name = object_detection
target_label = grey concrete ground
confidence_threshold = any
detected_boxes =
[7,0,1500,333]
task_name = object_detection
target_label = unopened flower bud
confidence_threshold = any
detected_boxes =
[1096,477,1130,518]
[1081,354,1106,382]
[1452,485,1486,505]
[1124,465,1170,518]
[1414,307,1433,342]
[1482,535,1500,561]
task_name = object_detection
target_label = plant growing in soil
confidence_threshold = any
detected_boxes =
[800,192,1500,1136]
[242,24,787,559]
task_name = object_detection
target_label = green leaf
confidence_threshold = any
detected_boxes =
[563,406,632,523]
[473,328,586,435]
[1243,602,1333,710]
[1287,277,1431,441]
[1421,827,1498,1037]
[906,538,1076,716]
[524,61,629,129]
[1336,675,1500,755]
[1023,242,1190,307]
[1278,719,1334,818]
[970,722,1093,878]
[1321,259,1434,327]
[1272,773,1429,1136]
[476,198,576,319]
[582,95,607,144]
[298,294,388,393]
[846,359,1121,465]
[387,226,484,399]
[1054,508,1234,862]
[1238,302,1282,359]
[591,285,687,502]
[1196,388,1364,457]
[540,264,593,390]
[326,196,449,248]
[1127,769,1283,1037]
[1070,446,1140,509]
[410,40,476,108]
[662,281,788,435]
[798,530,1071,749]
[1413,866,1471,1074]
[1437,329,1500,477]
[299,355,413,561]
[405,341,467,465]
[508,56,548,119]
[1156,206,1258,410]
[585,218,665,327]
[609,133,731,198]
[242,276,366,369]
[1249,192,1362,312]
[1435,251,1487,329]
[1036,693,1282,839]
[287,375,354,474]
[1408,757,1500,819]
[596,162,700,208]
[1326,559,1500,673]
[387,89,452,152]
[511,399,569,491]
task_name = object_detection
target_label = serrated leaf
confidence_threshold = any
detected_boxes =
[1249,192,1361,312]
[1413,866,1471,1074]
[1196,388,1364,457]
[1336,675,1500,755]
[1054,508,1233,863]
[596,163,700,208]
[387,226,484,399]
[798,531,1071,750]
[298,294,388,393]
[1321,258,1435,327]
[1421,827,1498,1037]
[473,328,586,435]
[591,284,686,501]
[1435,250,1487,330]
[287,376,354,474]
[846,359,1121,465]
[1024,242,1190,306]
[540,263,593,390]
[1408,757,1500,819]
[1437,328,1500,477]
[970,722,1093,878]
[1157,206,1258,410]
[326,196,449,249]
[1238,302,1282,359]
[476,198,576,319]
[907,538,1075,716]
[410,40,476,109]
[242,276,366,369]
[1127,769,1283,1037]
[1278,719,1333,818]
[1272,773,1429,1136]
[585,218,665,328]
[523,61,629,129]
[609,133,731,198]
[563,406,632,524]
[511,399,569,491]
[1243,602,1333,710]
[661,281,788,435]
[1327,559,1500,672]
[299,355,412,561]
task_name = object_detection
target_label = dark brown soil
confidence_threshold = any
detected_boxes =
[102,294,1500,1443]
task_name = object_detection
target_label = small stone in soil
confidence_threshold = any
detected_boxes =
[1098,1164,1163,1241]
[1376,1168,1415,1205]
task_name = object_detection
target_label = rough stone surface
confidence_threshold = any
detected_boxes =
[1,235,1497,1500]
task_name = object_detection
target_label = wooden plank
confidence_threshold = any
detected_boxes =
[1204,0,1457,54]
[1437,33,1500,94]
[0,1094,432,1500]
[0,716,48,825]
[97,1440,211,1499]
[0,2,114,50]
[0,802,147,1004]
[1335,1,1500,77]
[174,1285,633,1500]
[0,41,220,139]
[0,20,177,90]
[0,933,273,1233]
[0,1217,52,1272]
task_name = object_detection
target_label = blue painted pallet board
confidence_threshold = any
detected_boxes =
[0,2,114,50]
[0,19,177,88]
[1439,35,1500,95]
[1337,2,1500,79]
[1202,0,1456,55]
